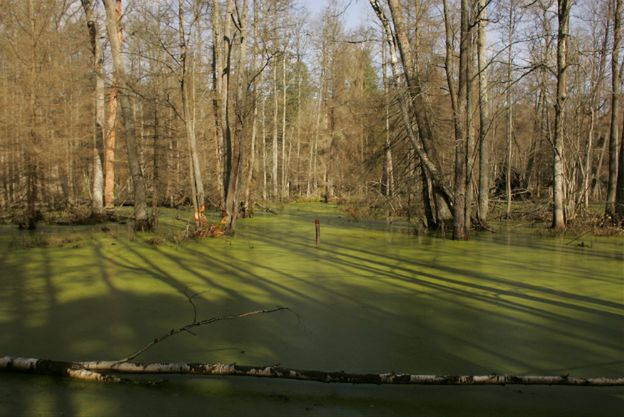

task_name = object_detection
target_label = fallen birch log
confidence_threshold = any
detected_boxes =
[2,356,623,386]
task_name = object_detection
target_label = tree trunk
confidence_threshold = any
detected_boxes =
[583,4,611,209]
[102,0,150,231]
[281,52,288,200]
[223,0,248,234]
[381,40,394,197]
[221,0,235,213]
[2,356,623,386]
[505,2,514,218]
[103,0,121,210]
[387,0,451,226]
[262,96,268,200]
[178,1,206,227]
[451,0,471,240]
[242,0,260,217]
[211,0,226,208]
[616,122,624,221]
[552,0,571,230]
[607,0,622,218]
[308,68,324,198]
[371,0,454,219]
[272,55,279,199]
[26,0,39,230]
[80,0,105,218]
[476,0,490,226]
[463,0,475,235]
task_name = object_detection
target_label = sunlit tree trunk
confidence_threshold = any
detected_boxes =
[307,69,323,198]
[294,50,303,197]
[103,0,121,209]
[476,0,490,226]
[178,1,206,227]
[281,52,288,200]
[271,0,279,199]
[582,1,611,209]
[80,0,105,218]
[381,40,394,197]
[102,0,150,231]
[242,0,260,217]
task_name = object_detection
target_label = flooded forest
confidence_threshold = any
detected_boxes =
[0,0,623,416]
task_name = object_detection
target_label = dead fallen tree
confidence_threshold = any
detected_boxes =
[2,304,622,387]
[1,356,623,386]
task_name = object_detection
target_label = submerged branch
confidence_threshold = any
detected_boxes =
[119,307,289,363]
[2,356,623,386]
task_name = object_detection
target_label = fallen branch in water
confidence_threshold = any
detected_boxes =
[1,356,623,386]
[0,356,156,384]
[119,306,289,363]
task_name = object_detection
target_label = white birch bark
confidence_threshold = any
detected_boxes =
[2,356,622,387]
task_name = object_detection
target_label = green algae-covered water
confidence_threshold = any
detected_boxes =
[0,203,622,416]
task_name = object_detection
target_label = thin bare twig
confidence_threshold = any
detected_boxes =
[118,307,290,363]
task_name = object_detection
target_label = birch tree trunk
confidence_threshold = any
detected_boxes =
[2,356,622,387]
[552,0,571,230]
[102,0,150,231]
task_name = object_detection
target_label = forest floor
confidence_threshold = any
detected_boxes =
[0,202,622,416]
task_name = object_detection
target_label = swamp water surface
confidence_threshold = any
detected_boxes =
[0,203,622,416]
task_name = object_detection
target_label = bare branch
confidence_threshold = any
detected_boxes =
[118,307,290,363]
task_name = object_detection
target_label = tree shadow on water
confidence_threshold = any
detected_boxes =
[1,225,622,417]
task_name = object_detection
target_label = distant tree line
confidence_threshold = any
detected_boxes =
[0,0,623,238]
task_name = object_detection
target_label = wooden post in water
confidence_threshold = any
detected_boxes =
[315,218,320,246]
